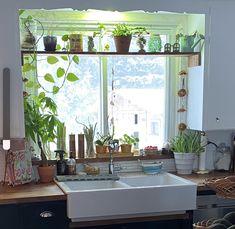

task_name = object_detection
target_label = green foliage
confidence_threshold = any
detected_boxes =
[119,134,139,146]
[44,73,55,83]
[112,24,147,37]
[169,130,205,154]
[112,24,132,36]
[95,133,112,146]
[56,67,65,78]
[47,56,59,64]
[77,121,97,147]
[20,14,80,94]
[67,73,79,82]
[24,93,63,165]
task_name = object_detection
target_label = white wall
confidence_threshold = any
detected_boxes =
[0,0,232,140]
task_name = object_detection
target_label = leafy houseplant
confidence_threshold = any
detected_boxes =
[169,130,205,174]
[24,91,63,182]
[119,134,139,154]
[76,120,97,158]
[24,92,63,164]
[169,130,204,154]
[112,24,147,53]
[95,133,112,154]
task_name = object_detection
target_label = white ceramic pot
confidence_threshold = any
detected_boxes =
[173,152,195,174]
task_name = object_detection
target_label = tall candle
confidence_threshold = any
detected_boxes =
[69,134,76,158]
[78,134,84,158]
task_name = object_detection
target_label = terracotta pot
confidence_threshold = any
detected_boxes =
[120,144,132,154]
[96,145,108,154]
[113,35,132,53]
[37,165,56,183]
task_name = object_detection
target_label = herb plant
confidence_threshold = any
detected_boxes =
[169,130,205,154]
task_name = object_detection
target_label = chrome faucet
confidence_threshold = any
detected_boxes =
[109,151,114,174]
[108,142,115,174]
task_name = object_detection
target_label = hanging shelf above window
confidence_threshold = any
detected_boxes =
[21,50,201,67]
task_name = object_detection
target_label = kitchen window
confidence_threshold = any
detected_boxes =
[21,9,203,158]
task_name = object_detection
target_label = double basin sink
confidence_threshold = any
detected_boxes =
[56,172,197,222]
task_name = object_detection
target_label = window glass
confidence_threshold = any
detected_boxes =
[108,54,166,149]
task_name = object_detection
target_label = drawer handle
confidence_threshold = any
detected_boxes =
[40,211,54,218]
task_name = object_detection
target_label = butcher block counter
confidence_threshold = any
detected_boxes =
[0,171,233,205]
[0,181,66,204]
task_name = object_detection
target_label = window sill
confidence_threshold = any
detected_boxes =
[32,153,173,166]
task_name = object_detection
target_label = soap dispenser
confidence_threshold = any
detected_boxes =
[55,150,66,175]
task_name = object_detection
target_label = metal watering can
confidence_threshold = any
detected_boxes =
[179,33,204,52]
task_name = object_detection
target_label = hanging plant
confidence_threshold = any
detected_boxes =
[20,14,80,94]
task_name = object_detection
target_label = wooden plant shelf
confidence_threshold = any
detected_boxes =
[21,50,201,67]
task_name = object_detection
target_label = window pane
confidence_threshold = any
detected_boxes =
[107,55,166,149]
[37,56,100,153]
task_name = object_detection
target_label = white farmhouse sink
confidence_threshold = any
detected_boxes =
[57,179,129,191]
[119,172,189,187]
[56,172,197,222]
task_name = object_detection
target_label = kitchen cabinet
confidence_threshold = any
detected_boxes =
[0,203,20,229]
[70,211,193,229]
[187,65,235,131]
[20,200,69,229]
[72,218,192,229]
[0,200,69,229]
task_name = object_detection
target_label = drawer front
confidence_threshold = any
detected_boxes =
[0,204,20,229]
[20,200,69,229]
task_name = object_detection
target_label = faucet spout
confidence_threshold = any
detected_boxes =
[108,141,115,174]
[109,149,114,174]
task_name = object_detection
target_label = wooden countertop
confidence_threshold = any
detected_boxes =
[0,171,233,205]
[0,181,66,204]
[178,170,234,191]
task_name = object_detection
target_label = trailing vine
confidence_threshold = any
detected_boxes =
[21,14,80,94]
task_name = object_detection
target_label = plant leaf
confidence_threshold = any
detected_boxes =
[47,56,59,65]
[56,44,61,50]
[53,86,60,94]
[57,67,65,78]
[19,9,25,16]
[72,55,79,64]
[62,34,69,42]
[44,73,55,83]
[22,63,33,72]
[38,92,45,98]
[60,56,68,61]
[66,73,79,82]
[25,81,35,88]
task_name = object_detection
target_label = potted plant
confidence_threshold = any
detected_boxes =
[76,119,97,158]
[169,130,205,174]
[43,35,57,51]
[112,24,147,53]
[95,133,112,154]
[24,92,63,182]
[119,134,139,154]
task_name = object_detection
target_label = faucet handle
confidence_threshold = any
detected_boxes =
[108,139,119,152]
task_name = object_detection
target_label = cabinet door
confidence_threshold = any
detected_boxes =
[187,66,204,130]
[20,200,69,229]
[0,203,20,229]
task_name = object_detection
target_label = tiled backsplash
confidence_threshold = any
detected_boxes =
[77,158,176,174]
